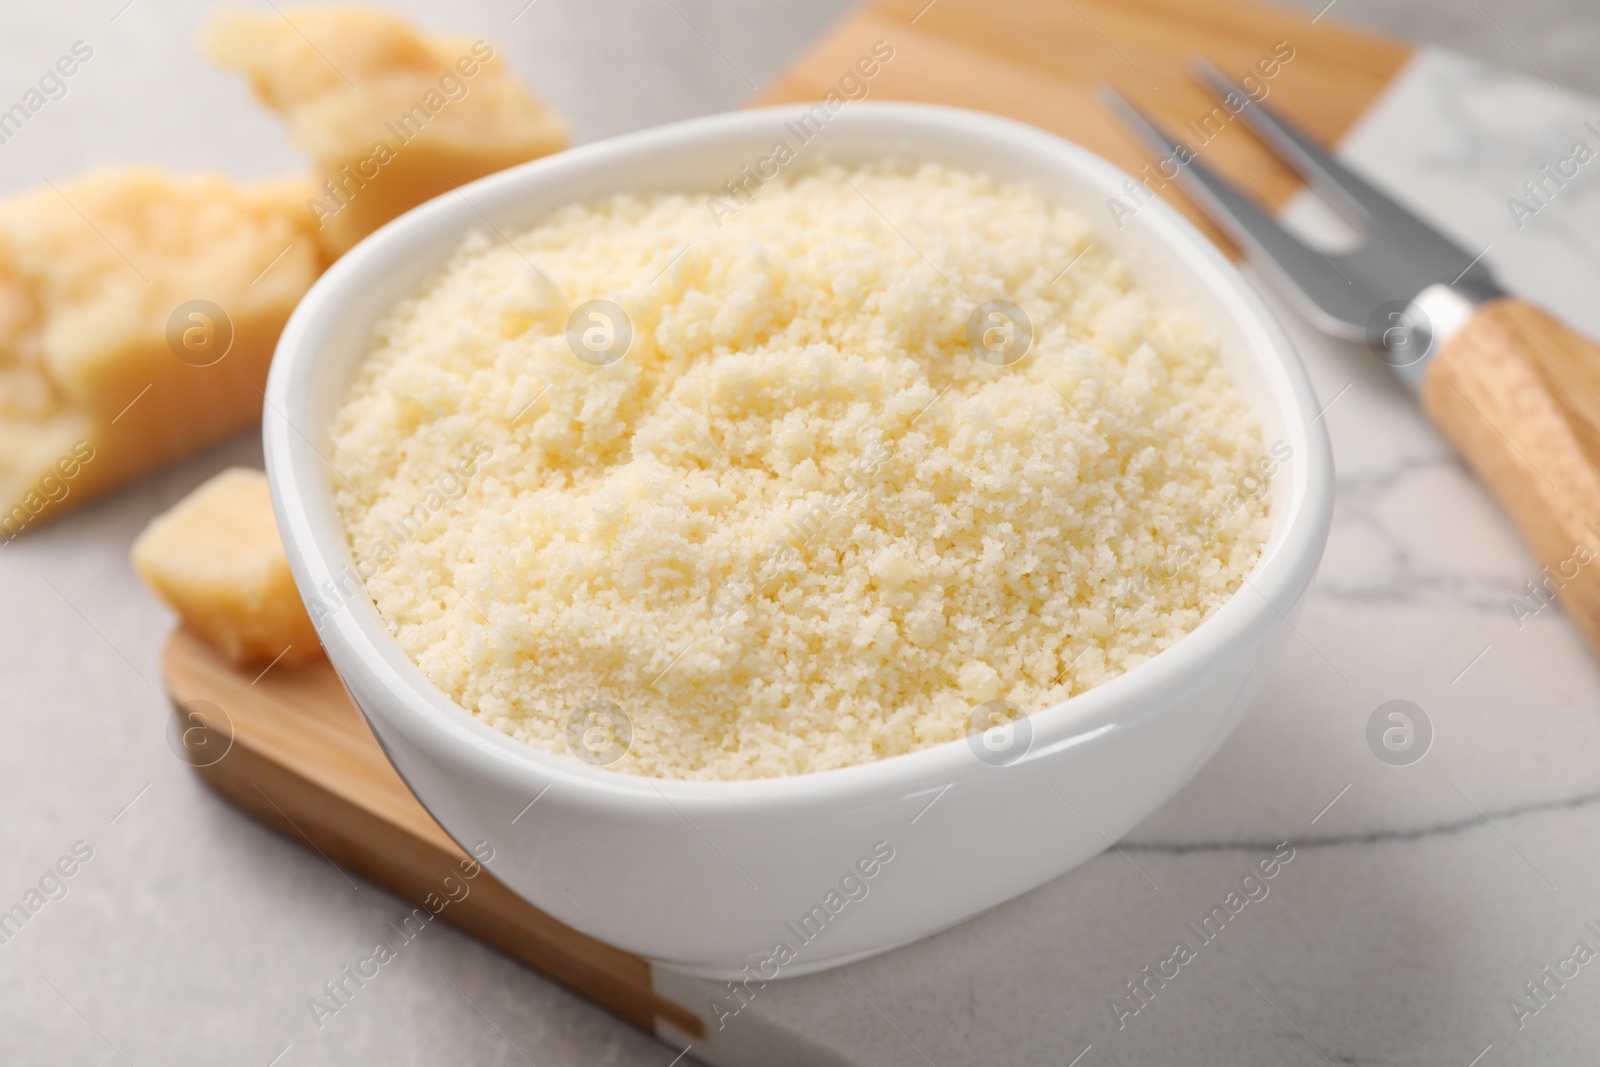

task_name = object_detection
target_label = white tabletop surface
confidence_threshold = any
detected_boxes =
[4,2,1598,1065]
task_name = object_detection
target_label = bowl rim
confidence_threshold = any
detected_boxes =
[264,100,1333,812]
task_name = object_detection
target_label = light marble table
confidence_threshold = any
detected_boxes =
[3,2,1598,1065]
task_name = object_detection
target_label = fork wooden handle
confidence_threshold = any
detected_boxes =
[1421,298,1600,650]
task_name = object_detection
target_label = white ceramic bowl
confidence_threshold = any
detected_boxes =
[264,102,1332,980]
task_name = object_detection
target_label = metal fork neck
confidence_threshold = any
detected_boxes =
[1391,279,1508,392]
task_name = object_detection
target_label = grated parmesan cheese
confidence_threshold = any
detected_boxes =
[329,162,1272,780]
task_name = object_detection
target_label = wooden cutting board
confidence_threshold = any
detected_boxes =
[161,628,706,1038]
[160,0,1410,1050]
[757,0,1408,255]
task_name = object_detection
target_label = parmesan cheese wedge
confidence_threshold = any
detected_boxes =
[132,467,321,667]
[202,6,568,257]
[0,169,323,538]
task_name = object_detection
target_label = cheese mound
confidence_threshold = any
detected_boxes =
[330,163,1272,781]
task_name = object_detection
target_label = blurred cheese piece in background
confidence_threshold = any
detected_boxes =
[0,170,322,538]
[133,467,321,667]
[0,9,570,539]
[202,6,569,257]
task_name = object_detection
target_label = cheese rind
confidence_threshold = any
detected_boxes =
[202,7,568,256]
[132,468,321,667]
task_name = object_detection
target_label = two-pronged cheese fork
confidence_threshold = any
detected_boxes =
[1102,61,1600,654]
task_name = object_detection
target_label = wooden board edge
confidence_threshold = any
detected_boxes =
[161,630,706,1041]
[749,0,1416,255]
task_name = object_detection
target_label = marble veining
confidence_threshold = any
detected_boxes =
[1125,782,1600,854]
[1318,455,1534,613]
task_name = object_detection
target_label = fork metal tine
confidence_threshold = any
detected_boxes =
[1186,56,1501,298]
[1188,57,1375,226]
[1097,84,1375,338]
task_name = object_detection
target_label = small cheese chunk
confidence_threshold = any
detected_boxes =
[869,548,916,589]
[202,7,568,256]
[0,169,322,537]
[133,468,322,667]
